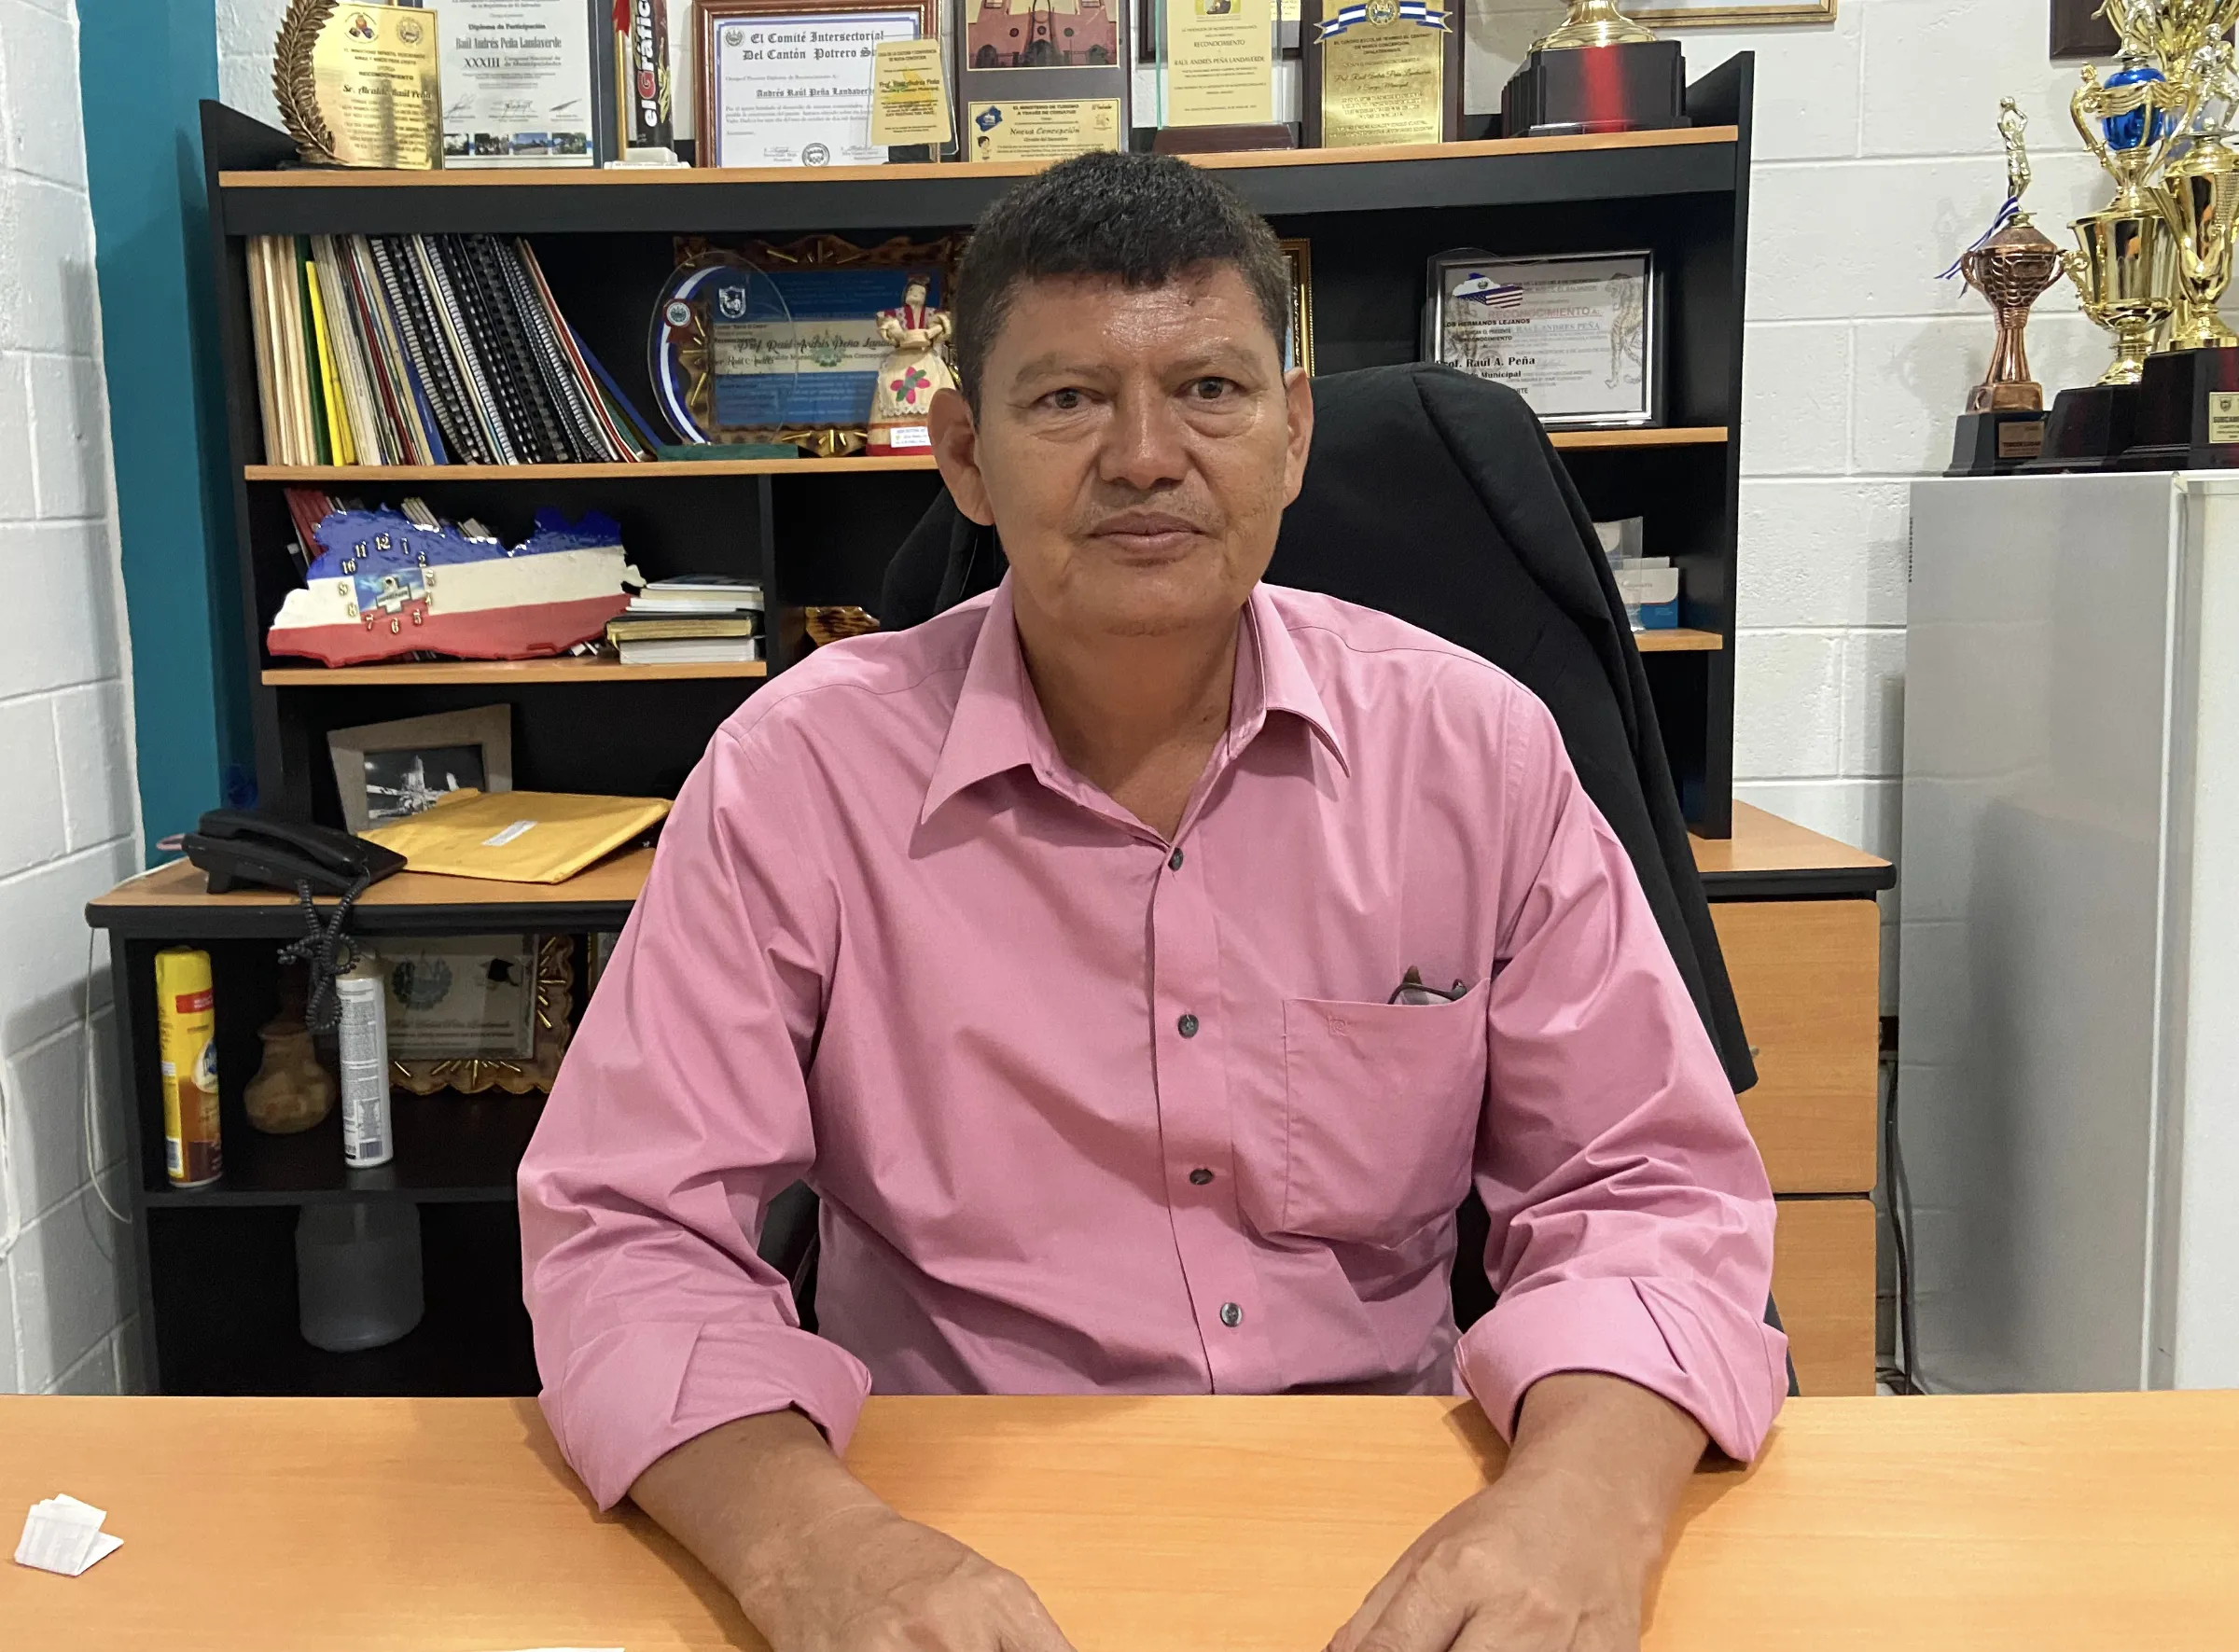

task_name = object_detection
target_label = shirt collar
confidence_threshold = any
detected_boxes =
[920,578,1349,827]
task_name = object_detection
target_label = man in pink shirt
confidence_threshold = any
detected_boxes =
[521,153,1785,1652]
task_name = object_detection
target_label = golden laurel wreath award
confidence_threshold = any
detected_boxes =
[272,0,443,171]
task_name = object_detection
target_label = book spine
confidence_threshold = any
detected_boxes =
[294,239,330,465]
[303,253,355,465]
[337,236,421,464]
[245,238,284,465]
[373,234,491,464]
[414,236,519,464]
[515,238,644,460]
[456,233,571,464]
[494,237,608,461]
[316,235,391,464]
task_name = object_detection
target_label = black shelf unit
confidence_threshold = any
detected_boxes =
[108,81,1759,1397]
[202,60,1753,835]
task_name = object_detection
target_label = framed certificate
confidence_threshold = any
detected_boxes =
[696,0,937,168]
[437,0,601,165]
[1423,249,1660,428]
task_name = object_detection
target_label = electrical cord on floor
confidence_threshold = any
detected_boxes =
[1879,1051,1923,1395]
[85,923,130,1227]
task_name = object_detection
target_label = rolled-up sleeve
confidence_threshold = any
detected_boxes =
[519,723,869,1510]
[1455,693,1787,1462]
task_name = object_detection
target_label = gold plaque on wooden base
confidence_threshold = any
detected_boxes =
[1301,0,1459,148]
[273,0,443,171]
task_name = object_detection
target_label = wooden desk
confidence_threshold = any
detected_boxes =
[3,1394,2229,1650]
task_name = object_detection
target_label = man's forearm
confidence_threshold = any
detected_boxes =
[1503,1371,1707,1555]
[629,1409,886,1625]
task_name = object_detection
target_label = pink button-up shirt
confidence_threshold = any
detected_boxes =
[521,581,1787,1510]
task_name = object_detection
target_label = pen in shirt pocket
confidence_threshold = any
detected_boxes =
[1388,966,1470,1006]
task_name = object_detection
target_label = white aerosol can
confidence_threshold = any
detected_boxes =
[336,958,395,1170]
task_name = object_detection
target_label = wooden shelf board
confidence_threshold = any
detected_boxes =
[260,658,765,685]
[90,847,655,923]
[218,128,1740,195]
[243,428,1726,487]
[1633,628,1723,653]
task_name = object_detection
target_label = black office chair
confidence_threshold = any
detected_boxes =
[771,364,1799,1396]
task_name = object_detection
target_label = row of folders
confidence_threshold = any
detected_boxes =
[244,232,663,467]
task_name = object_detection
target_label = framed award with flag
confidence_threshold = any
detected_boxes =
[1423,248,1661,428]
[1300,0,1460,148]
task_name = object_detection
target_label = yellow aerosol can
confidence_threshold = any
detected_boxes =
[155,947,223,1187]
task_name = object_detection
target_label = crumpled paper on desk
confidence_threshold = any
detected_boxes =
[14,1493,122,1576]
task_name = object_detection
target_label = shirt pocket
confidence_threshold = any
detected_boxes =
[1277,985,1488,1248]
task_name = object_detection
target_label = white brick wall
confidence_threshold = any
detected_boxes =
[0,0,142,1397]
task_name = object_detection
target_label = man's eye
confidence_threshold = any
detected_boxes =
[1044,387,1085,410]
[1189,377,1236,401]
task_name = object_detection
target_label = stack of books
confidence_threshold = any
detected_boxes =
[245,232,661,467]
[607,576,765,666]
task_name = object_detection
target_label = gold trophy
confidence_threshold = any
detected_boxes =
[2154,37,2239,351]
[2067,62,2192,386]
[1948,102,2065,474]
[1533,1,1657,49]
[1499,2,1683,138]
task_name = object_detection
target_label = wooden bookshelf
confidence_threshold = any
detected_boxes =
[260,658,765,685]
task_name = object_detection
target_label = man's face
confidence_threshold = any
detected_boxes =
[929,264,1313,641]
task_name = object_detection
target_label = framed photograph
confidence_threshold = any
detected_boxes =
[1423,249,1660,428]
[389,935,576,1095]
[696,0,937,168]
[1626,1,1834,21]
[956,0,1131,161]
[1279,238,1315,376]
[327,706,512,835]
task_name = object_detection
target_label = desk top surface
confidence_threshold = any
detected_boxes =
[86,804,1889,936]
[1,1392,2229,1651]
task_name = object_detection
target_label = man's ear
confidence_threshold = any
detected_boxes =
[929,387,995,526]
[1280,367,1314,508]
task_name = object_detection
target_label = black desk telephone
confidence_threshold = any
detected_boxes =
[183,812,405,1030]
[183,810,405,896]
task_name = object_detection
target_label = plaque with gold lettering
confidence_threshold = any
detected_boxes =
[274,0,444,170]
[1300,0,1459,150]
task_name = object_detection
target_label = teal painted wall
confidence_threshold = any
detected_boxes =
[76,0,249,856]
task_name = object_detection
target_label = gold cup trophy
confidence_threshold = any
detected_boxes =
[1499,2,1685,138]
[1948,101,2065,474]
[2037,0,2239,469]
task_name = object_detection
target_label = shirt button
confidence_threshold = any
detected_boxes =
[1177,1013,1199,1037]
[1219,1302,1243,1328]
[1168,847,1185,871]
[1189,1168,1214,1186]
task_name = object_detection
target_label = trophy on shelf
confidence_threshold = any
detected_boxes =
[2032,35,2195,470]
[1947,101,2065,476]
[2128,25,2239,466]
[1498,2,1687,139]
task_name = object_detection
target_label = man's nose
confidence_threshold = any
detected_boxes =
[1096,385,1189,492]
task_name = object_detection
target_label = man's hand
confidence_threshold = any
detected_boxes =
[631,1410,1076,1652]
[1325,1373,1707,1652]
